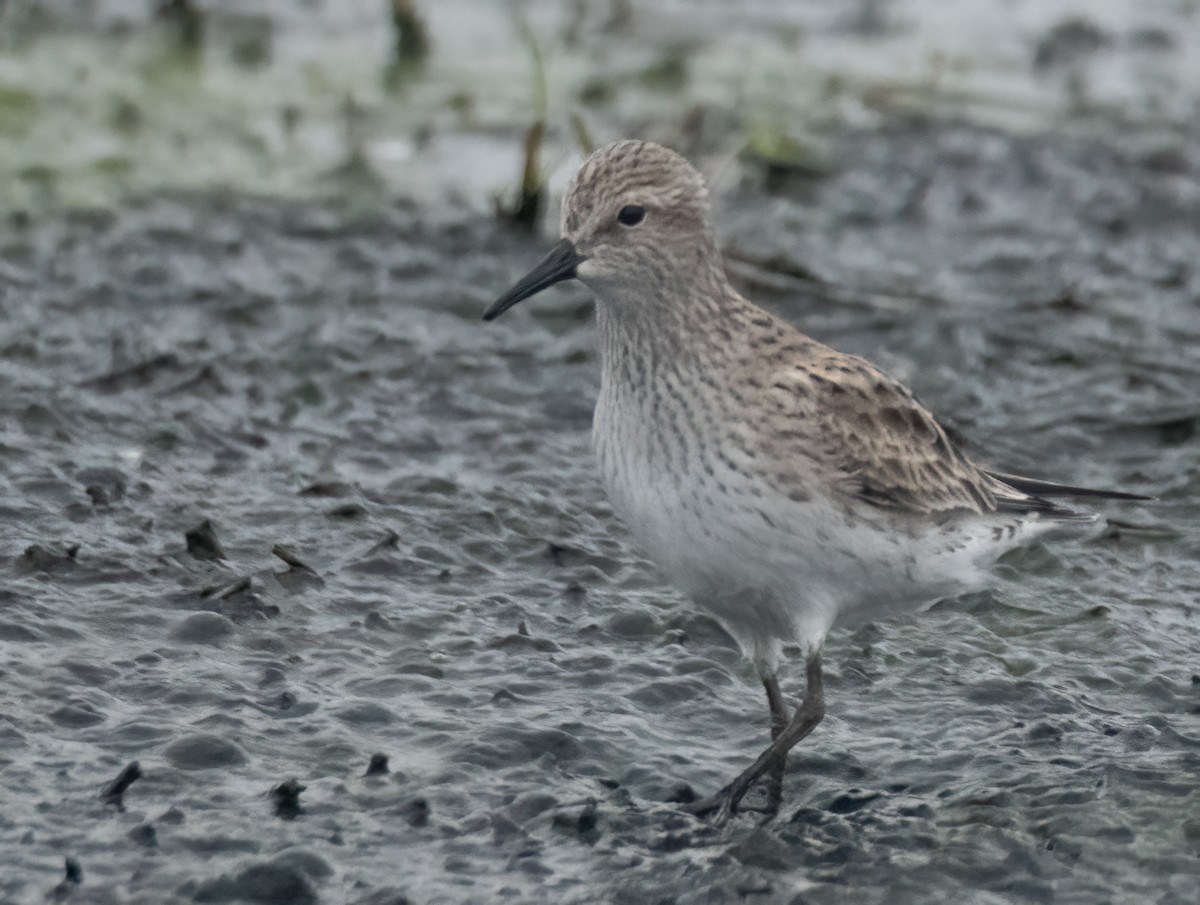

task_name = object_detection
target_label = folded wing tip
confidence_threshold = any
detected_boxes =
[986,470,1155,503]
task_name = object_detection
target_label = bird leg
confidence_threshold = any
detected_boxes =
[761,673,790,814]
[682,654,825,821]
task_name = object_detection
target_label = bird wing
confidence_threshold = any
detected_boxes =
[768,351,1053,517]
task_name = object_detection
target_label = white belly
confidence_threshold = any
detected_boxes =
[592,400,1025,673]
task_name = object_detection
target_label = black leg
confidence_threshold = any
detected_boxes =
[683,654,825,821]
[762,674,790,814]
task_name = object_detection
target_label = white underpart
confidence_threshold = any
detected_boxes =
[594,398,1071,676]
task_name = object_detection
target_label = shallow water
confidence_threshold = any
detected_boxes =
[2,117,1198,904]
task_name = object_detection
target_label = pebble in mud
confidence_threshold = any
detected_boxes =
[170,611,237,644]
[163,734,247,770]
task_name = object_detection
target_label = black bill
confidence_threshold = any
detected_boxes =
[482,238,582,321]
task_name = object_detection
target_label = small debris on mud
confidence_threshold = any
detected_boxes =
[365,754,390,777]
[271,778,306,820]
[101,761,142,809]
[186,519,226,561]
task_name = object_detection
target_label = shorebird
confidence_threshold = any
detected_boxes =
[483,139,1148,820]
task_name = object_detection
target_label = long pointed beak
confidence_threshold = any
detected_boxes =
[483,239,582,321]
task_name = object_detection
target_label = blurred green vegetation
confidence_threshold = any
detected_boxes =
[0,0,1190,211]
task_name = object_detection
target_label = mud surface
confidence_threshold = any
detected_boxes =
[3,1,1200,902]
[2,115,1198,904]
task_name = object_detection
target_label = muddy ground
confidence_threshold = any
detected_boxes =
[1,2,1199,904]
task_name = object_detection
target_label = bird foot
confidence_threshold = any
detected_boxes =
[677,781,777,823]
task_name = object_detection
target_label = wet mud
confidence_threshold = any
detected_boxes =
[2,115,1197,904]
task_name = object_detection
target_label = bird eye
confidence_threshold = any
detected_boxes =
[617,204,646,227]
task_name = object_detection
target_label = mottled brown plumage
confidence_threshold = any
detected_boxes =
[768,347,1010,515]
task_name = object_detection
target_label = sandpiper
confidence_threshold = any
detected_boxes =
[483,139,1148,820]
